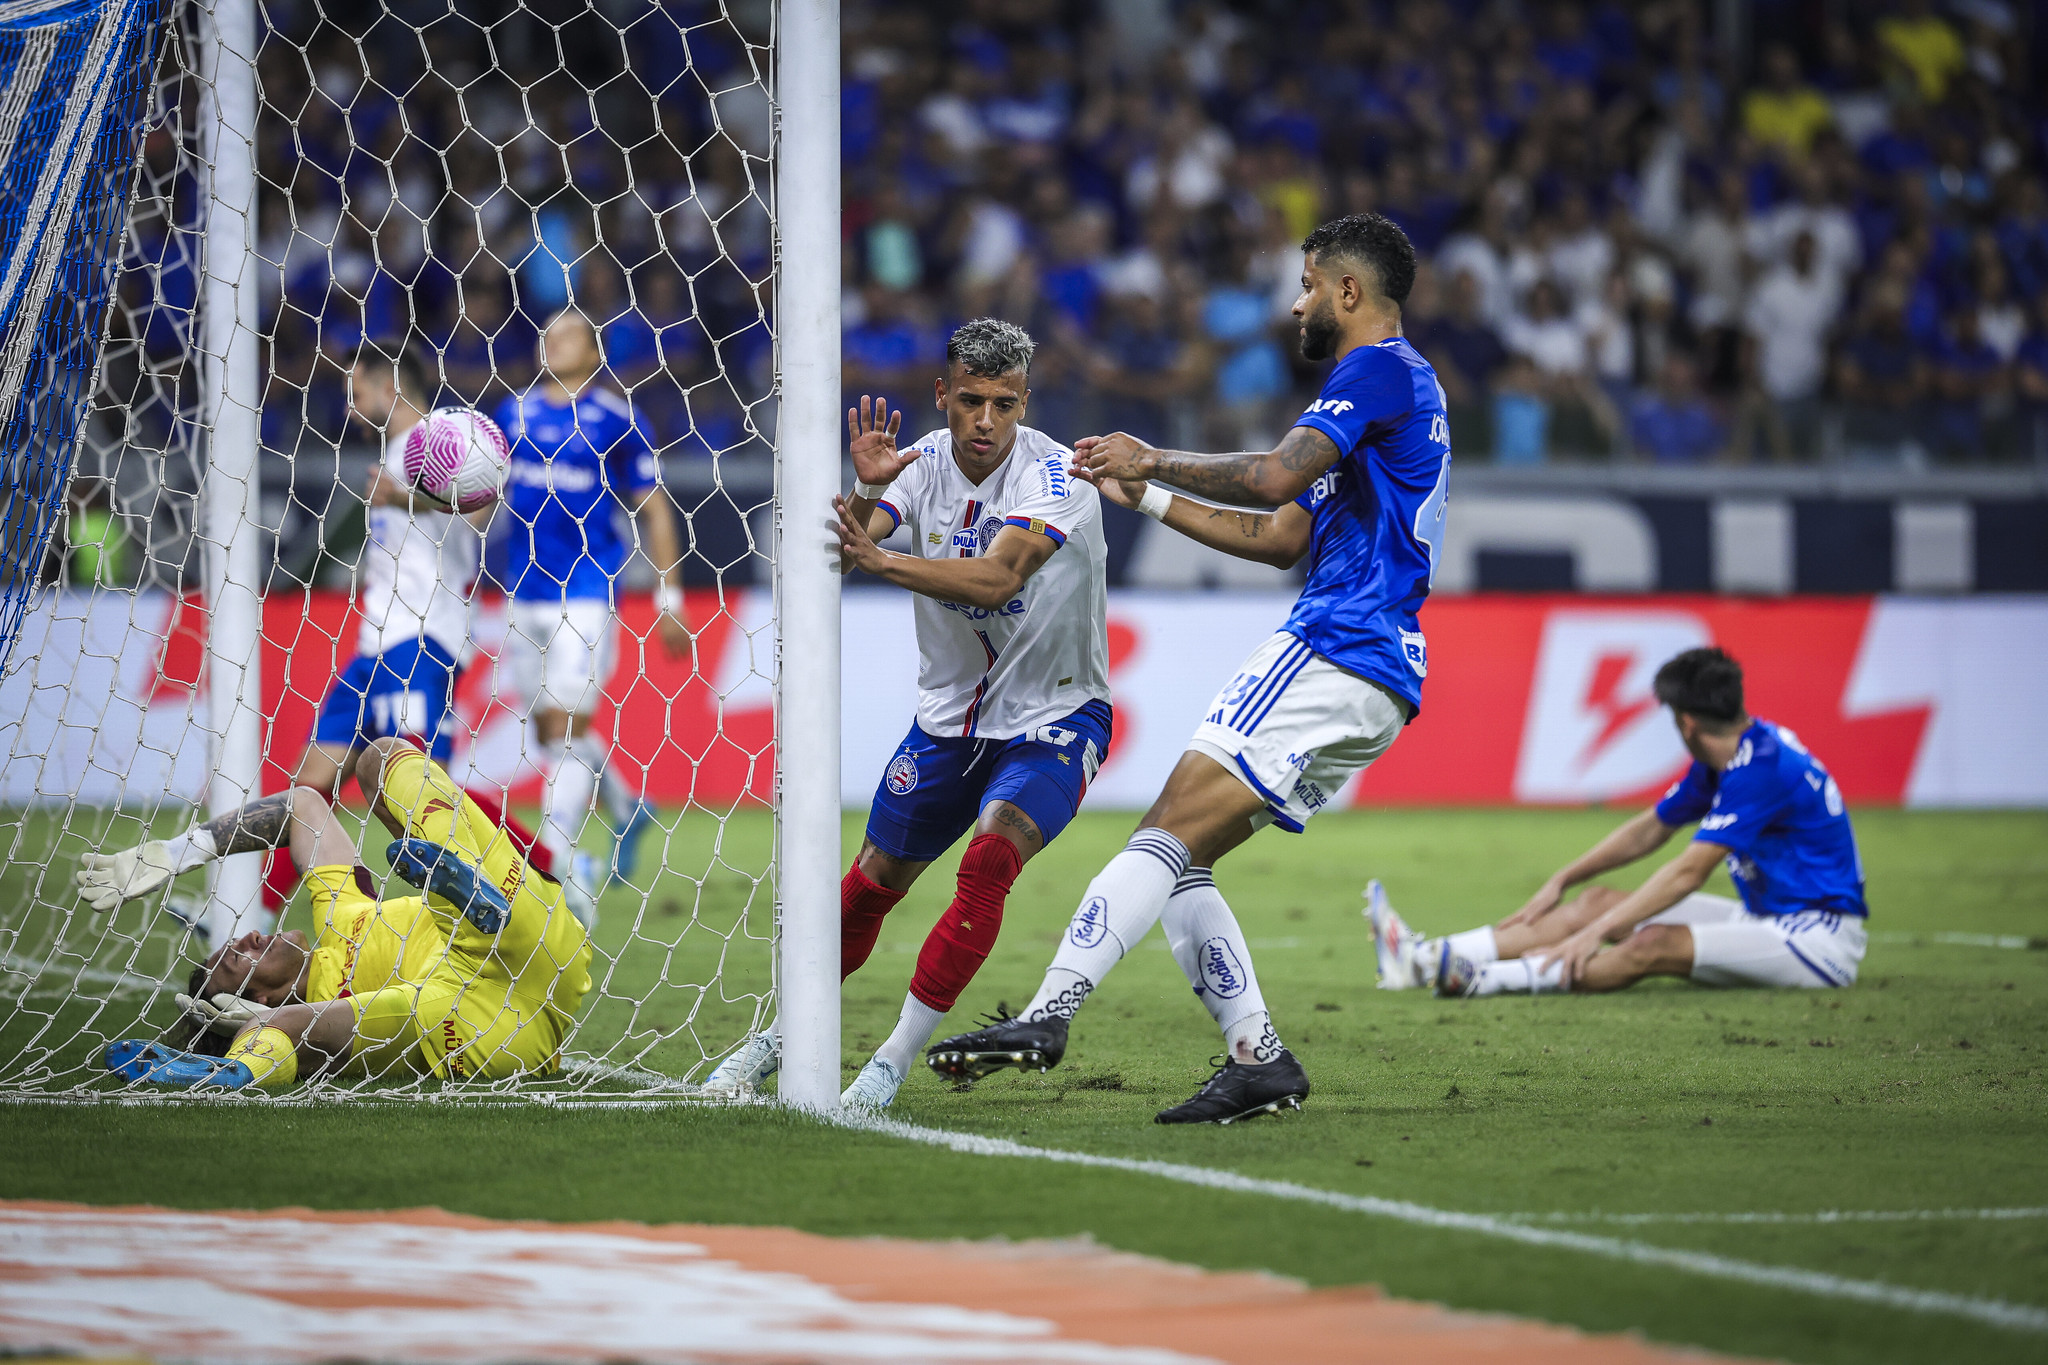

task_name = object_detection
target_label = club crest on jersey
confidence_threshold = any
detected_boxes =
[1198,936,1247,999]
[1069,896,1109,948]
[885,752,919,795]
[1400,628,1428,677]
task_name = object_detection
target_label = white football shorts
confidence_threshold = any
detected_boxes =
[1187,631,1408,833]
[502,598,618,717]
[1641,893,1867,988]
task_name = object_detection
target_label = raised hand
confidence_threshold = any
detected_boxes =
[1089,474,1151,512]
[76,842,181,913]
[847,395,916,489]
[1070,431,1157,484]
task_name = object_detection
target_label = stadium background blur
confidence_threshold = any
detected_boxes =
[46,0,2048,596]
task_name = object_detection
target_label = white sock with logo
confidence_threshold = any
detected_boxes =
[539,731,602,869]
[1448,926,1499,966]
[1162,868,1282,1063]
[1022,828,1190,1021]
[873,992,948,1076]
[1471,956,1567,997]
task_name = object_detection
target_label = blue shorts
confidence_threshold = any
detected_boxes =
[310,636,463,761]
[865,700,1113,864]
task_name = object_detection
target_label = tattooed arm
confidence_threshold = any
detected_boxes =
[1071,425,1340,509]
[1091,477,1314,568]
[77,787,361,914]
[196,792,298,857]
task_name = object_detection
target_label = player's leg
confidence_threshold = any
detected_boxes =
[536,600,617,924]
[706,724,975,1095]
[1456,894,1739,996]
[1382,886,1631,993]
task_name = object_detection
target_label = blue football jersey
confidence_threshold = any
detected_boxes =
[1655,719,1869,919]
[495,386,660,601]
[1280,337,1451,714]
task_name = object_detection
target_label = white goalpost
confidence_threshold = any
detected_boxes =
[0,0,841,1101]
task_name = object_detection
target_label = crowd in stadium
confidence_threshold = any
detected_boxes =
[108,0,2048,465]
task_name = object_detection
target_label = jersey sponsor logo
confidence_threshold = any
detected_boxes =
[940,598,1026,620]
[1302,467,1342,507]
[1304,398,1355,417]
[509,459,598,492]
[1197,935,1248,999]
[1428,413,1450,446]
[884,751,919,795]
[1399,628,1428,678]
[1514,610,1710,803]
[1727,738,1754,770]
[1292,774,1331,814]
[949,526,980,554]
[1037,458,1069,498]
[1069,895,1109,948]
[1700,811,1738,830]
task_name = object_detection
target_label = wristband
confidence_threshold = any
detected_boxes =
[853,479,892,500]
[655,582,683,615]
[1136,483,1173,521]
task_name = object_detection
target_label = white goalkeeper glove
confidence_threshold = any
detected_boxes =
[76,841,184,913]
[173,991,270,1038]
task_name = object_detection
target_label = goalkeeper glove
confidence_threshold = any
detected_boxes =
[174,991,270,1037]
[76,841,183,913]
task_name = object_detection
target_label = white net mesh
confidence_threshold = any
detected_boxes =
[0,0,790,1099]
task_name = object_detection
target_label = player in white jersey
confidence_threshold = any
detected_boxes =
[704,319,1113,1109]
[250,347,515,928]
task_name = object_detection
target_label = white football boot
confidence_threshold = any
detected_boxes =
[839,1056,905,1111]
[1364,880,1430,989]
[702,1029,780,1095]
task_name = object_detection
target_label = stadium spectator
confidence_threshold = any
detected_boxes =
[1740,231,1842,460]
[1742,44,1835,159]
[1924,307,2009,459]
[1629,353,1725,465]
[1833,282,1929,457]
[1877,0,1967,104]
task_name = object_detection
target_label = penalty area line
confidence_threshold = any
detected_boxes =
[1506,1207,2048,1226]
[828,1109,2048,1335]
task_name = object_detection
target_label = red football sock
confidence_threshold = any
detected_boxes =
[909,833,1023,1012]
[841,860,907,979]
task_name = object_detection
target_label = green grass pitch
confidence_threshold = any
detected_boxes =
[3,803,2045,1365]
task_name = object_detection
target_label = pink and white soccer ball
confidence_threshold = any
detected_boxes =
[402,406,510,512]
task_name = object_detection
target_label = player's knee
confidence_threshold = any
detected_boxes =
[1622,924,1694,975]
[975,801,1043,857]
[1577,885,1629,926]
[856,842,923,893]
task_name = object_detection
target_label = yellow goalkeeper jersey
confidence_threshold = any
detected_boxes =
[301,865,448,1001]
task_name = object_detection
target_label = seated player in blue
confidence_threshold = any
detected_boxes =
[704,319,1113,1110]
[930,213,1451,1123]
[1370,647,1870,996]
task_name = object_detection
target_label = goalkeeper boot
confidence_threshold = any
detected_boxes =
[609,800,659,889]
[1155,1048,1309,1125]
[839,1056,905,1111]
[926,1010,1068,1081]
[703,1030,780,1095]
[387,839,512,934]
[1364,880,1428,990]
[104,1039,253,1090]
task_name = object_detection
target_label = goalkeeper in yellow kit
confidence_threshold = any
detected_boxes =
[81,738,592,1090]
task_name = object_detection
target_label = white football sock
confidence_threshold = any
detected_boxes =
[1448,926,1499,966]
[597,758,637,826]
[1162,868,1284,1063]
[1022,828,1190,1021]
[539,732,601,867]
[1471,956,1567,997]
[873,992,948,1075]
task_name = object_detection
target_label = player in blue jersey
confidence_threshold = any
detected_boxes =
[494,309,689,927]
[1369,647,1870,997]
[928,213,1450,1123]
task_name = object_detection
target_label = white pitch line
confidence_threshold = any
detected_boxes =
[829,1110,2048,1335]
[1870,931,2042,950]
[1505,1207,2048,1226]
[0,951,170,995]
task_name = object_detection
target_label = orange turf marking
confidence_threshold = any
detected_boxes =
[0,1200,1748,1364]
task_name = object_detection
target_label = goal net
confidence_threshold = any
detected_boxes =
[0,0,840,1101]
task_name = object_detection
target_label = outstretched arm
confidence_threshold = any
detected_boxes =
[1071,425,1340,508]
[1087,474,1313,569]
[1500,807,1678,931]
[834,497,1056,610]
[76,788,360,913]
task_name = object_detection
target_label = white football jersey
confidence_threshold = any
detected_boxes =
[355,422,481,659]
[876,425,1109,740]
